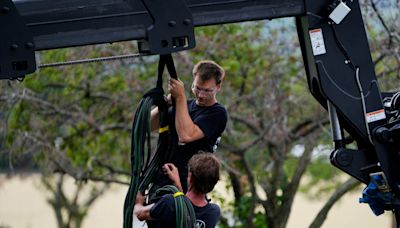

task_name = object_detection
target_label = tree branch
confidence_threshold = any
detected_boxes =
[289,117,329,141]
[279,138,316,226]
[370,0,398,48]
[22,131,130,185]
[309,177,361,228]
[241,155,258,228]
[93,159,131,176]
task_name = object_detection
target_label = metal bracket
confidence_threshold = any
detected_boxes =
[372,120,400,195]
[0,0,36,80]
[135,0,196,54]
[330,148,379,184]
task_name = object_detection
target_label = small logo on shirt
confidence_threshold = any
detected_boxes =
[195,219,206,228]
[213,137,221,152]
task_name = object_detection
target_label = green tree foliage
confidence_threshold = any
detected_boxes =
[0,1,398,228]
[1,43,161,227]
[360,0,399,91]
[190,19,337,228]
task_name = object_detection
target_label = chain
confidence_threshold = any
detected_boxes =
[38,52,149,69]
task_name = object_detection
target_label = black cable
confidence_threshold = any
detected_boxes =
[330,23,356,70]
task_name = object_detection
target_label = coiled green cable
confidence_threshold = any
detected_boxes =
[156,185,196,228]
[123,54,177,228]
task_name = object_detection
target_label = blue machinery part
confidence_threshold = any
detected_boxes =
[360,172,400,216]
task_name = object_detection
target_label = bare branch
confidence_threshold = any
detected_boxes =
[81,175,129,185]
[289,117,329,141]
[94,159,131,176]
[219,158,242,177]
[11,89,85,119]
[220,129,269,155]
[370,0,398,47]
[229,114,260,135]
[377,65,400,78]
[373,53,387,65]
[309,177,361,228]
[22,131,130,185]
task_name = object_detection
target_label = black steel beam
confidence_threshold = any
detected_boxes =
[14,0,305,51]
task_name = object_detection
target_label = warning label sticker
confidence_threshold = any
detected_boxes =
[309,28,326,56]
[366,109,386,123]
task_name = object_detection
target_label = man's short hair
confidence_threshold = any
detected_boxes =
[192,60,225,85]
[188,152,221,194]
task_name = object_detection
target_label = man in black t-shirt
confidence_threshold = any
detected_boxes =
[151,60,228,193]
[134,153,221,228]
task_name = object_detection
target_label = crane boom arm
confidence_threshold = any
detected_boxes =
[16,0,304,50]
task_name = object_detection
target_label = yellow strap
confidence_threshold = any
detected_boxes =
[159,125,169,133]
[173,192,184,198]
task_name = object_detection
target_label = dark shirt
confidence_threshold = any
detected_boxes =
[153,99,227,192]
[149,194,221,228]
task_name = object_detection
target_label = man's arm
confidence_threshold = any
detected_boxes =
[169,78,205,143]
[134,203,155,221]
[134,192,155,221]
[150,107,160,131]
[163,163,183,192]
[151,94,173,131]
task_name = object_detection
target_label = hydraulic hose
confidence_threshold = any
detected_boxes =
[123,54,176,228]
[155,185,196,228]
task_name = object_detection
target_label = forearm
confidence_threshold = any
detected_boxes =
[150,108,160,131]
[174,96,199,143]
[172,178,183,192]
[134,203,155,221]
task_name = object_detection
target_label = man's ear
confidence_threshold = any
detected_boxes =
[216,83,221,92]
[188,172,193,184]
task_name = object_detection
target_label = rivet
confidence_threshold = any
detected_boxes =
[10,44,18,50]
[1,7,10,14]
[183,19,192,25]
[25,42,34,49]
[168,21,176,27]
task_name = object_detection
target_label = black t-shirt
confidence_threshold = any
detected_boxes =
[149,194,221,228]
[153,99,227,192]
